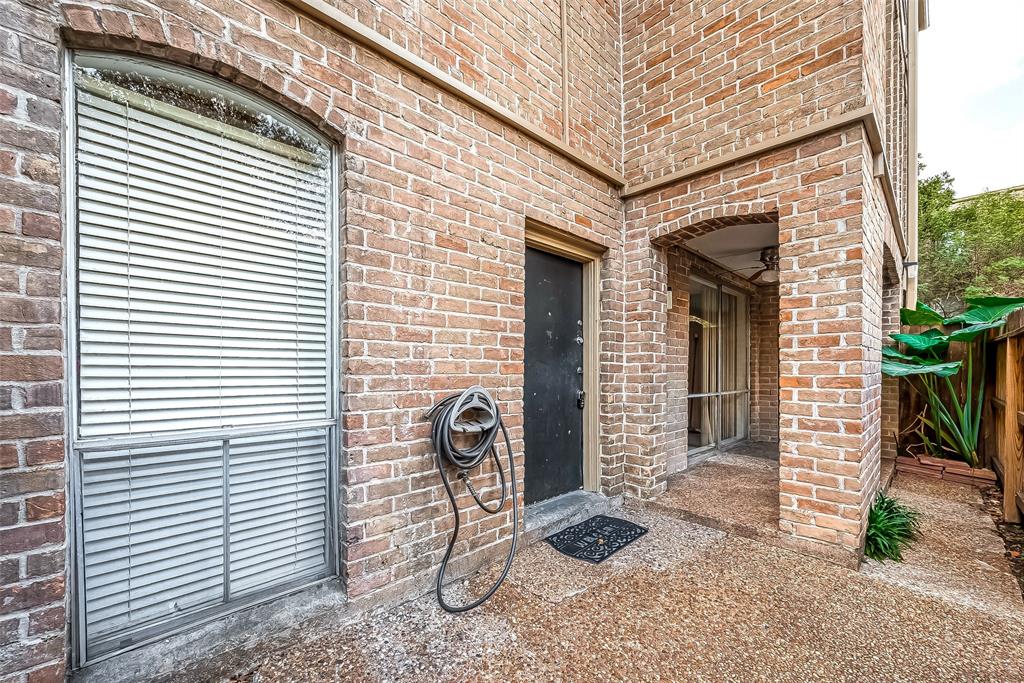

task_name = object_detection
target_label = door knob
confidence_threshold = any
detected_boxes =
[576,390,585,409]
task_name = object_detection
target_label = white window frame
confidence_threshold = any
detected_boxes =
[63,50,341,667]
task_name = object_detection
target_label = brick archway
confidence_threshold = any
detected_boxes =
[655,211,781,479]
[651,208,780,248]
[623,124,885,564]
[618,208,782,499]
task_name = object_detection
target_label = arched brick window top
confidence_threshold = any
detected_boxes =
[652,211,780,249]
[882,243,902,288]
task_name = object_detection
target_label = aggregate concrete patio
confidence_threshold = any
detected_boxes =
[651,443,780,541]
[221,471,1024,683]
[648,443,896,553]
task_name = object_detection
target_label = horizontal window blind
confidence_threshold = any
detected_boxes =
[75,82,330,438]
[228,431,330,595]
[72,60,334,660]
[81,430,330,646]
[81,440,227,641]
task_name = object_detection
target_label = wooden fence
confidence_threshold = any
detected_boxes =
[896,310,1024,522]
[987,309,1024,522]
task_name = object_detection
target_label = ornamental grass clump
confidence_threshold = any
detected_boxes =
[865,492,921,563]
[881,296,1024,468]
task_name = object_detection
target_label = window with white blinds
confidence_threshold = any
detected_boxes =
[70,54,335,661]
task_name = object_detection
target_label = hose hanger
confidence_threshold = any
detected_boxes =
[425,385,519,612]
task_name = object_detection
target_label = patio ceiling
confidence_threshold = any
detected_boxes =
[686,222,778,279]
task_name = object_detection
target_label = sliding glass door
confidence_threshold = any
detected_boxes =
[687,277,749,460]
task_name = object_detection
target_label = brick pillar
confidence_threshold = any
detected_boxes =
[620,221,669,498]
[750,285,780,443]
[0,2,68,680]
[880,261,902,461]
[776,136,883,558]
[664,248,690,475]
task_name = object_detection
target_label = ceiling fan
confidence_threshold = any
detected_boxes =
[747,246,780,285]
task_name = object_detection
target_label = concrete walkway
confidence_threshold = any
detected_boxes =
[864,475,1021,619]
[234,473,1023,683]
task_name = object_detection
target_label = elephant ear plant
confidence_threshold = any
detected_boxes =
[882,297,1024,468]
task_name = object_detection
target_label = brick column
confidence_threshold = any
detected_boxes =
[664,248,690,475]
[620,219,669,499]
[776,135,884,558]
[750,285,780,443]
[880,258,902,461]
[0,2,68,680]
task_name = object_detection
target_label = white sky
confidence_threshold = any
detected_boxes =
[918,0,1024,196]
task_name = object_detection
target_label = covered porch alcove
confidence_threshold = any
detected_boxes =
[653,213,784,539]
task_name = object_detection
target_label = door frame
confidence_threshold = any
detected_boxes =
[686,274,751,466]
[524,220,603,493]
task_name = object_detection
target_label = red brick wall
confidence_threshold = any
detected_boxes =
[864,0,887,115]
[750,283,780,443]
[0,1,68,680]
[0,0,911,677]
[664,248,689,474]
[621,0,867,185]
[565,0,622,171]
[326,0,562,135]
[323,0,623,172]
[0,0,629,677]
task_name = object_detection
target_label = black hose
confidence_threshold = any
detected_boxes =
[425,386,518,612]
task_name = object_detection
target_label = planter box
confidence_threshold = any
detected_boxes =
[896,455,997,487]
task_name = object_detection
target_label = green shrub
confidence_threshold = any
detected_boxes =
[865,493,921,563]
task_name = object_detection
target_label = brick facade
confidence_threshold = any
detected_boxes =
[623,126,899,550]
[0,0,912,679]
[617,0,908,555]
[621,0,866,185]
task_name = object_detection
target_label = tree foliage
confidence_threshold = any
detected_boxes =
[917,165,1024,316]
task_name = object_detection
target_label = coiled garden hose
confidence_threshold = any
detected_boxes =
[425,385,518,612]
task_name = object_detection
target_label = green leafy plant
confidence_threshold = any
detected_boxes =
[865,492,920,563]
[881,296,1024,468]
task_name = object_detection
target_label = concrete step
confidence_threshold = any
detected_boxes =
[522,490,622,546]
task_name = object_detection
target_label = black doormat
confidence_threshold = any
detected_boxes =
[544,515,648,564]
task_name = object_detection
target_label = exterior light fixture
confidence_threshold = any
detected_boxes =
[748,246,780,285]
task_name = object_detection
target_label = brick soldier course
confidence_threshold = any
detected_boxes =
[0,0,917,679]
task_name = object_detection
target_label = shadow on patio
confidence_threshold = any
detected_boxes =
[649,441,781,542]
